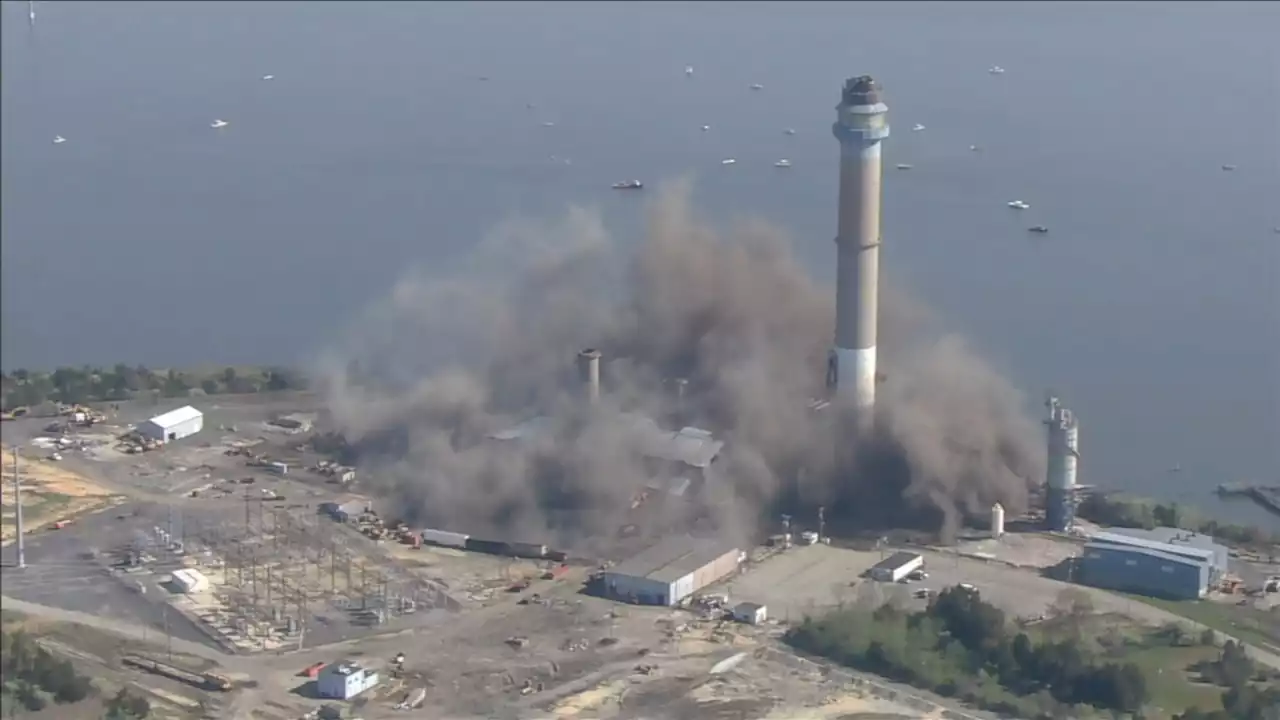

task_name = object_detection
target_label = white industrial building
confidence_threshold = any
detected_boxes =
[731,601,768,625]
[602,536,741,607]
[316,661,379,700]
[137,405,203,444]
[869,551,924,583]
[170,568,209,594]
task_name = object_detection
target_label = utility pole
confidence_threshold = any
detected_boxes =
[818,505,826,543]
[163,604,173,661]
[12,449,26,569]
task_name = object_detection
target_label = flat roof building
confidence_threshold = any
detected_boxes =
[316,661,379,700]
[137,405,203,444]
[603,536,741,607]
[868,551,924,583]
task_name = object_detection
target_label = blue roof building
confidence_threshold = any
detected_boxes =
[1080,542,1210,600]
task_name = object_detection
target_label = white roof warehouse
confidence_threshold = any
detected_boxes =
[137,405,204,443]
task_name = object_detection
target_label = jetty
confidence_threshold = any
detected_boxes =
[1216,483,1280,518]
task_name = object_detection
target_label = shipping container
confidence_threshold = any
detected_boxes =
[465,537,510,556]
[509,541,548,559]
[421,528,470,549]
[268,462,289,475]
[547,549,568,563]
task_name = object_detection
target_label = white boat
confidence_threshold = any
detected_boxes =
[988,66,1006,75]
[541,121,556,127]
[52,135,66,144]
[969,145,981,152]
[612,180,643,190]
[750,83,764,91]
[895,163,912,170]
[783,128,796,136]
[1007,200,1030,210]
[685,65,694,76]
[774,159,792,168]
[210,119,229,129]
[721,158,737,165]
[701,125,711,132]
[1221,164,1237,171]
[261,74,274,81]
[912,123,926,132]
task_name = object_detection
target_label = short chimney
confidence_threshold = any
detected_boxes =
[577,349,601,404]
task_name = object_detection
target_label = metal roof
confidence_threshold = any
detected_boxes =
[145,405,202,429]
[486,415,556,442]
[1104,527,1225,553]
[1089,530,1215,562]
[606,535,739,584]
[870,551,922,572]
[1084,542,1210,568]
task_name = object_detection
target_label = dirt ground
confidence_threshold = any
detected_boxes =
[0,444,120,543]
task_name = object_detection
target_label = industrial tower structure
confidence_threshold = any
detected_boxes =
[1044,395,1080,532]
[828,76,889,414]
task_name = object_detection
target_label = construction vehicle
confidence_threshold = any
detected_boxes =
[1,406,30,421]
[121,655,232,691]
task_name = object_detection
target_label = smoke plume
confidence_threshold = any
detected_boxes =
[314,181,1045,550]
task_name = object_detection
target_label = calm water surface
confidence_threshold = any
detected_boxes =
[2,2,1277,524]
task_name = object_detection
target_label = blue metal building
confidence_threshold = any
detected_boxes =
[1079,542,1210,600]
[1098,527,1229,579]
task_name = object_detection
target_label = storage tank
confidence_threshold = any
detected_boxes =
[991,503,1006,539]
[1044,395,1080,532]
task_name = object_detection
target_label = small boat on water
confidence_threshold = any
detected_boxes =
[702,125,711,132]
[1028,225,1049,234]
[912,123,926,132]
[1007,200,1030,210]
[210,119,229,129]
[685,65,694,76]
[969,145,981,152]
[750,83,764,91]
[1221,164,1237,171]
[895,163,913,170]
[721,158,737,165]
[783,128,796,136]
[612,180,643,190]
[261,74,274,81]
[774,159,792,168]
[52,135,66,144]
[988,66,1006,75]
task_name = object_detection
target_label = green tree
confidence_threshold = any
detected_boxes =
[200,379,221,395]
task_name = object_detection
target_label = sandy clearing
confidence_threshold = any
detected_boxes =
[0,444,120,542]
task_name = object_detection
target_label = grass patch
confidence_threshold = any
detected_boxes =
[0,492,73,525]
[1124,644,1224,715]
[1125,594,1280,654]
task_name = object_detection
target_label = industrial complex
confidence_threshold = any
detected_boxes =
[2,73,1277,720]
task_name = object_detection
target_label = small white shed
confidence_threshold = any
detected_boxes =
[171,568,209,594]
[138,405,203,443]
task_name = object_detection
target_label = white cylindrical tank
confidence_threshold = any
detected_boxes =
[991,503,1006,538]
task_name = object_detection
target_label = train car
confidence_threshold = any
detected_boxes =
[421,528,470,549]
[509,541,548,560]
[465,537,510,556]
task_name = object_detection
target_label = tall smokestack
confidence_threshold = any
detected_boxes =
[1044,395,1080,532]
[828,75,889,414]
[577,348,601,405]
[12,449,25,569]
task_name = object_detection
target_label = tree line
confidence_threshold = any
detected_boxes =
[1,364,307,411]
[0,628,151,718]
[1078,493,1279,548]
[1177,639,1280,720]
[786,586,1152,718]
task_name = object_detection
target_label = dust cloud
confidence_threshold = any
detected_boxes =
[314,181,1045,550]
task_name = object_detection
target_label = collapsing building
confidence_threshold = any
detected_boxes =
[601,535,742,606]
[1079,530,1226,600]
[487,348,725,496]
